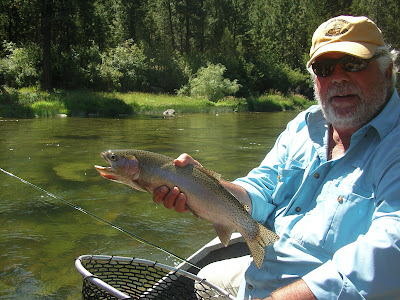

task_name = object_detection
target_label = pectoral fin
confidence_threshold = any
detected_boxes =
[213,223,234,247]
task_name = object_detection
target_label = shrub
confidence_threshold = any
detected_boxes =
[247,93,287,112]
[0,88,34,117]
[289,93,315,109]
[246,90,315,112]
[1,41,41,88]
[179,63,241,102]
[61,91,134,117]
[98,40,149,91]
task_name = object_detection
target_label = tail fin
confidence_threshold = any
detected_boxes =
[245,223,280,269]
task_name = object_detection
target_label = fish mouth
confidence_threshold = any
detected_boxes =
[94,165,118,180]
[94,153,118,180]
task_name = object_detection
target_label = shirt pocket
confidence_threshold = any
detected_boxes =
[325,184,374,250]
[273,159,305,206]
[271,160,306,222]
[290,182,374,253]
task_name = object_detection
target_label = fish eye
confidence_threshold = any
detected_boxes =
[109,153,118,161]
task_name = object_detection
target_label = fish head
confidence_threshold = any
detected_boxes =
[95,150,145,191]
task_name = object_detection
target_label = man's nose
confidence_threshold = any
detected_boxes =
[330,64,351,84]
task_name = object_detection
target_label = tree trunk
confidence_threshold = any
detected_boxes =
[167,0,176,50]
[41,0,52,91]
[184,0,190,53]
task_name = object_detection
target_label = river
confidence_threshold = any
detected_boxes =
[0,111,298,299]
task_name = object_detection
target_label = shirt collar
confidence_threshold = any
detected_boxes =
[306,106,329,161]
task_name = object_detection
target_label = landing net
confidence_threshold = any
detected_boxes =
[75,255,234,299]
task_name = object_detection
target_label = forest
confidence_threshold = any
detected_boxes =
[1,0,399,99]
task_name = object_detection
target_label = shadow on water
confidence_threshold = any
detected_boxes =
[53,134,102,140]
[0,111,298,298]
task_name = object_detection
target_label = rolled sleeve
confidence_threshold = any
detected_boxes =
[303,260,363,300]
[233,179,276,223]
[303,217,400,299]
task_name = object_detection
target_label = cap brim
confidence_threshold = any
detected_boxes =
[307,42,378,68]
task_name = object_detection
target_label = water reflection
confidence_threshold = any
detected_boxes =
[0,112,298,298]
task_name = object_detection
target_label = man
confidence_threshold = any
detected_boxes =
[154,16,400,299]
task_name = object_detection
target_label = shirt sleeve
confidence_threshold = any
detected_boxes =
[303,217,400,299]
[303,150,400,299]
[233,111,308,224]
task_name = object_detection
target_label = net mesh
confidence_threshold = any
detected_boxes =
[77,255,233,300]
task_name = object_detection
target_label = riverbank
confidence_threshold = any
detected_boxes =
[0,87,315,118]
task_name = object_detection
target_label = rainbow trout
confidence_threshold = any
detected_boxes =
[95,149,279,268]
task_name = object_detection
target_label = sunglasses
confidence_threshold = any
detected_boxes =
[311,53,382,77]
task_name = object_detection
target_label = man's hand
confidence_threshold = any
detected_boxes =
[152,153,253,214]
[152,153,201,213]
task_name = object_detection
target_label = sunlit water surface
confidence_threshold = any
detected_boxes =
[0,112,298,299]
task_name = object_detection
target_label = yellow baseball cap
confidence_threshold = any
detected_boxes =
[307,16,384,67]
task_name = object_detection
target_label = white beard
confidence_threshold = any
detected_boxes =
[315,77,388,130]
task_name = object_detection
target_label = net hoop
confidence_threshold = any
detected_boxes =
[75,254,235,299]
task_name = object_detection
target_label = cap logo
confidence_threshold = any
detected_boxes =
[324,19,349,37]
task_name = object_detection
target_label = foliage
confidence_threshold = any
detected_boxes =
[31,101,67,117]
[97,40,149,92]
[1,42,41,88]
[60,91,134,116]
[0,0,399,95]
[0,88,314,118]
[0,88,34,117]
[54,42,102,90]
[246,91,315,112]
[147,51,194,94]
[179,63,241,102]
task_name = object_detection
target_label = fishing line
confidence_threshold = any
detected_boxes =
[0,167,200,270]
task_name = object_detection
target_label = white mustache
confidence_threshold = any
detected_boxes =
[325,83,362,100]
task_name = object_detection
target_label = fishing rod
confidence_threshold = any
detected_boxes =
[0,167,200,270]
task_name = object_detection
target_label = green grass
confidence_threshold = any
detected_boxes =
[109,92,248,114]
[246,92,315,112]
[31,101,67,117]
[0,87,315,118]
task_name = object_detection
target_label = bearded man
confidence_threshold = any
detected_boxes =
[154,16,400,299]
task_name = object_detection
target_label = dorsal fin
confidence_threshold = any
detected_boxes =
[194,165,222,182]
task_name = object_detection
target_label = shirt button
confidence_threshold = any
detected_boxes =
[337,196,343,203]
[295,206,301,212]
[248,284,253,290]
[314,173,320,179]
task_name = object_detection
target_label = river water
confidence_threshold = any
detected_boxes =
[0,112,298,299]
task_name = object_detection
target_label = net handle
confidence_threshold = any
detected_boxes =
[75,255,131,299]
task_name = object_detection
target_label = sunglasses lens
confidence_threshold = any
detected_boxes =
[312,60,336,77]
[340,56,369,72]
[312,55,373,77]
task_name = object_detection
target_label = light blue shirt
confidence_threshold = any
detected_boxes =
[235,90,400,299]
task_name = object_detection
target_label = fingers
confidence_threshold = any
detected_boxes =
[174,153,202,168]
[174,192,189,213]
[152,186,188,213]
[152,153,197,213]
[162,186,180,209]
[153,186,169,204]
